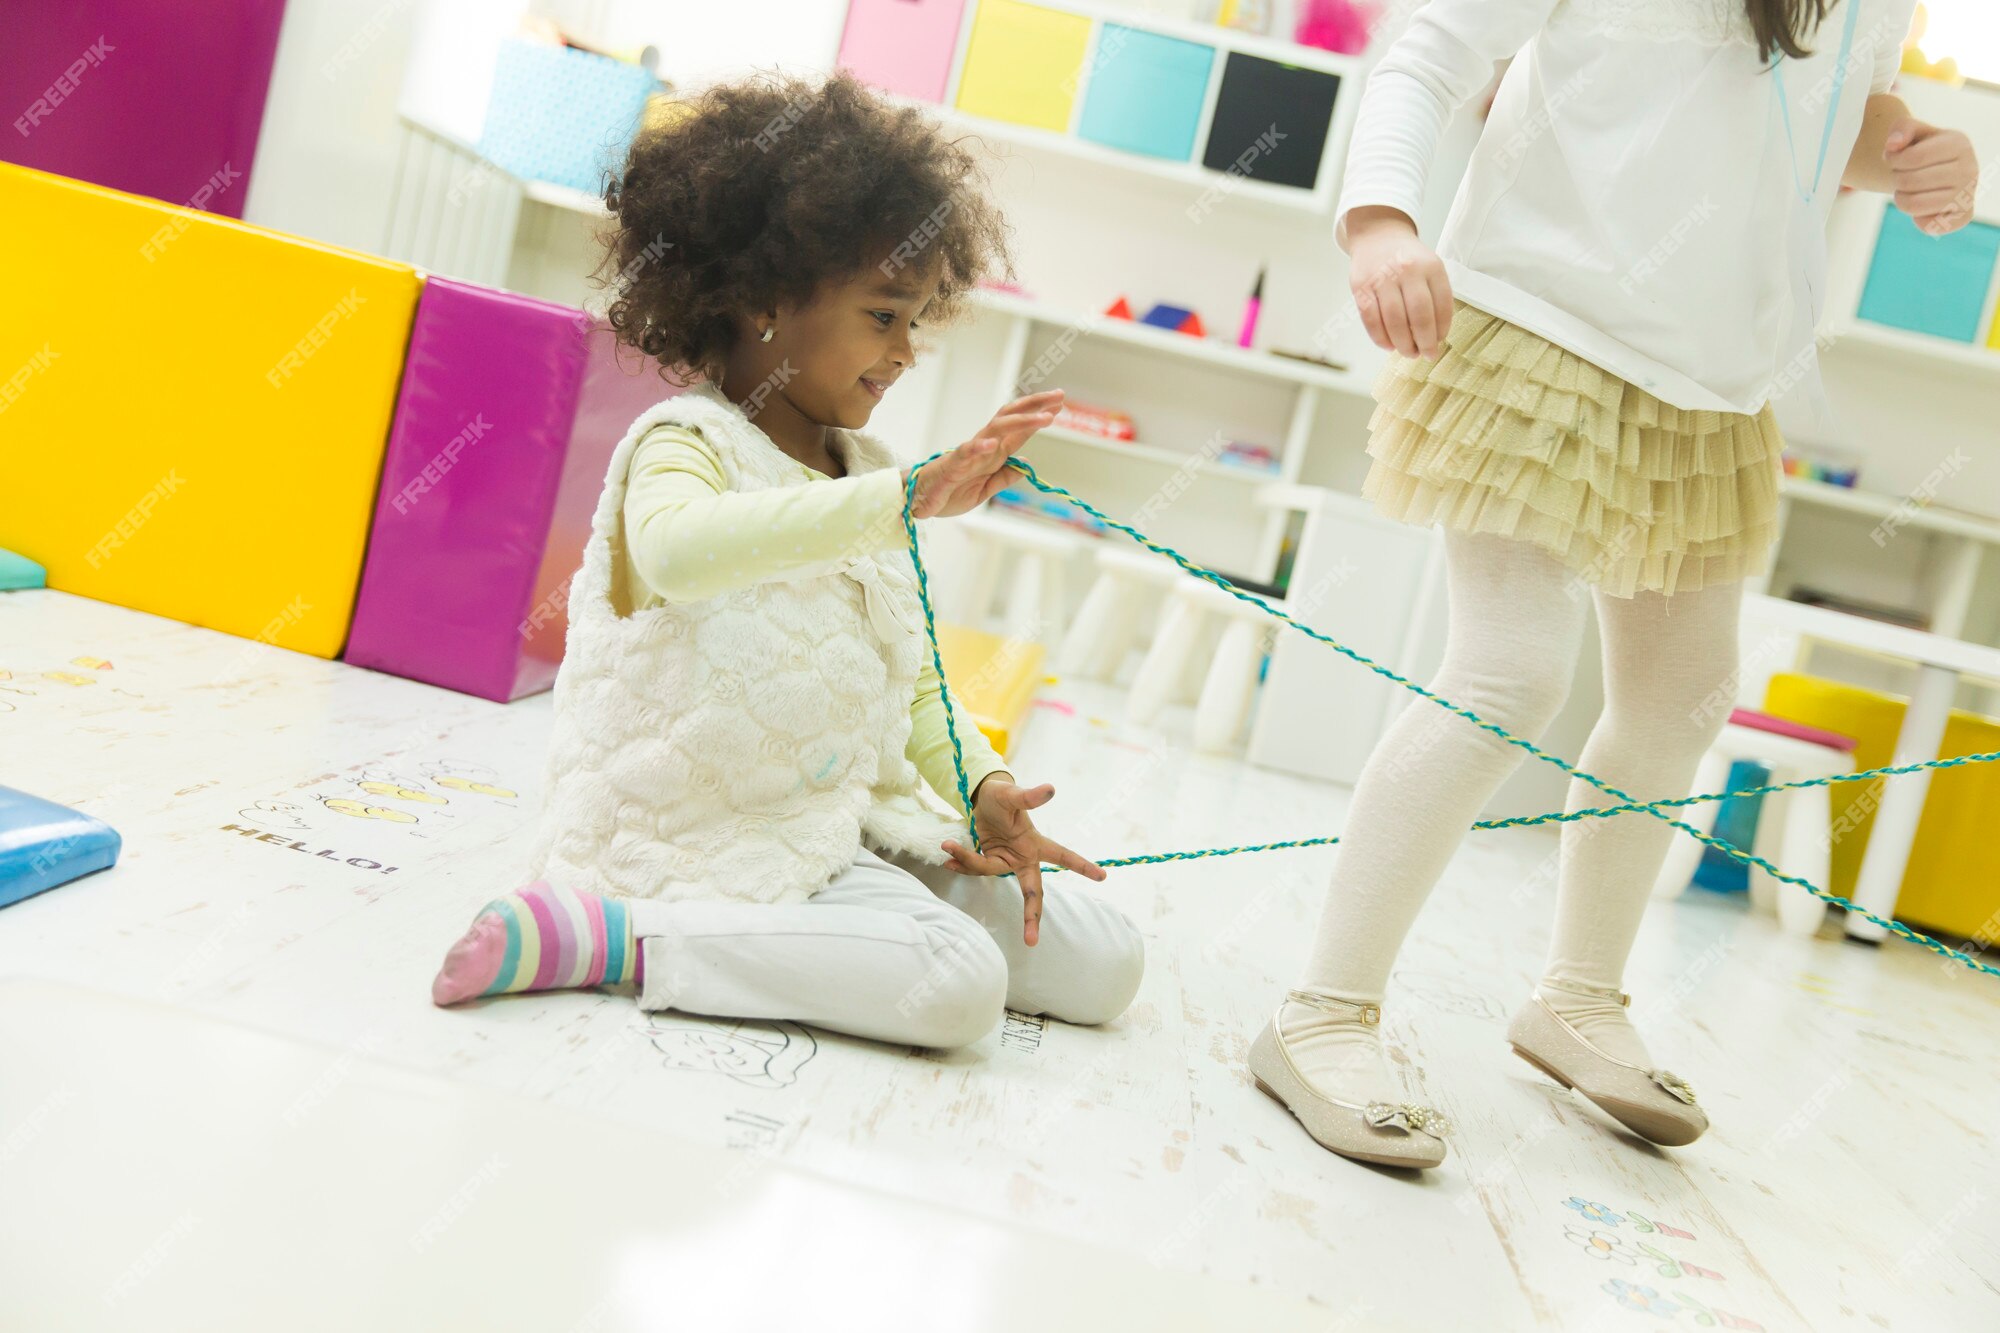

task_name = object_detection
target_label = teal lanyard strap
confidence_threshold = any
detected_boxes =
[1773,0,1864,202]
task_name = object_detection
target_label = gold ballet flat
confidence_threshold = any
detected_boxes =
[1248,989,1450,1170]
[1507,977,1708,1147]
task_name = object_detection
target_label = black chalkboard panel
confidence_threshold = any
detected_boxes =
[1200,52,1340,192]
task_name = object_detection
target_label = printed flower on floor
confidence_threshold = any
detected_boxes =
[1566,1226,1636,1263]
[1564,1196,1625,1227]
[1603,1278,1680,1317]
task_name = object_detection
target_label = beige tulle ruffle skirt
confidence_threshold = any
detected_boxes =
[1362,300,1784,599]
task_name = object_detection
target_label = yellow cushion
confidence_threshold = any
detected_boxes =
[0,163,421,658]
[1764,672,2000,940]
[934,623,1047,757]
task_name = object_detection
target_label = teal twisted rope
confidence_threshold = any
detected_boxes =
[900,455,2000,981]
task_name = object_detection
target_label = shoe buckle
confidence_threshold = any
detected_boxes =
[1285,990,1381,1026]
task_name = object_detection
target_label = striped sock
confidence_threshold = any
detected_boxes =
[431,882,642,1006]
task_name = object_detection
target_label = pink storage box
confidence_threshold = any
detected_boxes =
[344,277,680,702]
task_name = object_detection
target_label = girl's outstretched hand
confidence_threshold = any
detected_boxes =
[1346,205,1452,361]
[902,390,1064,520]
[941,775,1106,946]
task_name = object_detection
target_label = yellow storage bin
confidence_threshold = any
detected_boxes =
[934,623,1047,757]
[0,163,422,659]
[955,0,1093,133]
[1764,672,2000,940]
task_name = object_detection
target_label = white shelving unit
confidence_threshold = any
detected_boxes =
[958,288,1376,584]
[894,0,1364,218]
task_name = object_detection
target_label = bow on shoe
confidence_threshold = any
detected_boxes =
[1365,1102,1452,1136]
[1651,1070,1698,1105]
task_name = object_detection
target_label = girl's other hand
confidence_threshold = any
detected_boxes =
[941,775,1106,946]
[1346,205,1452,361]
[903,390,1063,520]
[1884,120,1978,236]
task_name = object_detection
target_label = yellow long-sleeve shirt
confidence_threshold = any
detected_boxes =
[621,422,1012,818]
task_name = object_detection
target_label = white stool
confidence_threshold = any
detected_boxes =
[1059,546,1185,681]
[955,510,1089,644]
[1652,709,1858,936]
[1128,576,1276,753]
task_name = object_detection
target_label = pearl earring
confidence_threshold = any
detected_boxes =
[760,325,774,343]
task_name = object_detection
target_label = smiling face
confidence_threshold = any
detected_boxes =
[726,256,942,435]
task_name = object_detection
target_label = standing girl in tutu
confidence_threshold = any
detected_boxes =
[1250,0,1976,1167]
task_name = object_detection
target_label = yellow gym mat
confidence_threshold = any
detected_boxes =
[0,163,421,658]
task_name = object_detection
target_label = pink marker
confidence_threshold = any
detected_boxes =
[1238,266,1265,348]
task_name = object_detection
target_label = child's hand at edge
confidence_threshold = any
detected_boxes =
[1883,119,1978,236]
[902,390,1064,520]
[940,772,1106,946]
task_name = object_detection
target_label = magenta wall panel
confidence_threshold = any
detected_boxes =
[344,277,678,703]
[1,1,286,217]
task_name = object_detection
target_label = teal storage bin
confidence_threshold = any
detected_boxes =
[1076,25,1215,162]
[1692,759,1770,893]
[477,39,661,196]
[1856,208,2000,343]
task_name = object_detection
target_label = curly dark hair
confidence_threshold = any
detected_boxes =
[594,70,1012,383]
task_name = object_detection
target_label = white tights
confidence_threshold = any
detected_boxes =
[1284,530,1742,1103]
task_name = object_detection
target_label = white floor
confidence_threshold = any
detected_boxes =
[2,587,1997,1331]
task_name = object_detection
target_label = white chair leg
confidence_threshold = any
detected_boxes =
[1652,749,1731,900]
[1087,590,1145,683]
[1060,575,1120,678]
[1193,620,1265,753]
[1775,780,1833,936]
[1128,595,1203,726]
[1036,553,1067,649]
[961,545,1006,631]
[1005,553,1046,644]
[1748,786,1787,916]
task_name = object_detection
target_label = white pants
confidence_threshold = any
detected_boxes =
[627,845,1146,1049]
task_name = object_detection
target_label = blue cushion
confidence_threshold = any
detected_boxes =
[1857,209,2000,343]
[1,786,120,909]
[1076,25,1215,161]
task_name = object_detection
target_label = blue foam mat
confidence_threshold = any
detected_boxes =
[1,785,120,909]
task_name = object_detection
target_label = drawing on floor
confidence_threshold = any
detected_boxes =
[647,1018,820,1088]
[1560,1198,1766,1329]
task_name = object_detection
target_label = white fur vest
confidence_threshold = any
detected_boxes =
[524,383,968,906]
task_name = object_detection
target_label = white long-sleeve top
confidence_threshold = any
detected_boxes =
[1335,0,1917,414]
